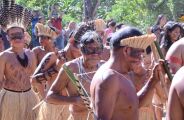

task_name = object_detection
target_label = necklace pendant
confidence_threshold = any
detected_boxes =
[16,53,29,68]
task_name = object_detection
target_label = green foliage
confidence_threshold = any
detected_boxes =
[105,0,155,31]
[15,0,183,31]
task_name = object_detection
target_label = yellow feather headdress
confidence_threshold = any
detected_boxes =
[0,0,32,31]
[35,23,57,40]
[120,34,156,49]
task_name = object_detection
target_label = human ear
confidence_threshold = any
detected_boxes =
[122,47,129,56]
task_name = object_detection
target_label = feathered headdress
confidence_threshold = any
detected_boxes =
[35,23,57,40]
[74,19,106,43]
[0,0,32,31]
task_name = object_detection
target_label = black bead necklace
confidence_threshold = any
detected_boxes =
[16,53,28,67]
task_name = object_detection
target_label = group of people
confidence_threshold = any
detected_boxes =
[1,0,184,120]
[31,3,76,50]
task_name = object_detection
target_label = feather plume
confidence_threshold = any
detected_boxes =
[74,19,105,43]
[0,0,32,31]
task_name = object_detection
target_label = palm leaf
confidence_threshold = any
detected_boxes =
[63,64,92,112]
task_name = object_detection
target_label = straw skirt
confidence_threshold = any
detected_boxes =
[139,106,155,120]
[0,89,39,120]
[67,111,94,120]
[37,102,70,120]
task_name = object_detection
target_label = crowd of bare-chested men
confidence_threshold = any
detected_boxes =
[1,0,184,120]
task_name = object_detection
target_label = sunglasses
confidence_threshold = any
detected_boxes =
[9,32,24,40]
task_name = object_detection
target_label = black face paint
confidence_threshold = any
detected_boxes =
[81,46,103,55]
[39,35,50,40]
[129,47,144,58]
[9,32,24,40]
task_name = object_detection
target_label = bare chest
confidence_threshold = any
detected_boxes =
[5,55,33,79]
[116,78,139,111]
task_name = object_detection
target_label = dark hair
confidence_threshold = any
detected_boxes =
[74,21,95,44]
[0,33,2,38]
[106,19,113,27]
[80,31,102,45]
[155,14,165,25]
[151,25,161,33]
[116,23,124,30]
[110,26,143,50]
[108,21,116,27]
[106,35,112,46]
[160,21,182,50]
[80,31,103,53]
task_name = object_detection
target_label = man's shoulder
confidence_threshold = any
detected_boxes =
[169,38,184,51]
[41,52,57,62]
[93,68,119,84]
[0,48,12,57]
[63,57,79,70]
[32,46,43,53]
[172,66,184,93]
[32,46,42,50]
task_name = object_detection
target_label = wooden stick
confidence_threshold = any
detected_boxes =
[150,43,169,97]
[153,41,173,81]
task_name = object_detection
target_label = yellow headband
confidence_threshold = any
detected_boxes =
[120,34,156,49]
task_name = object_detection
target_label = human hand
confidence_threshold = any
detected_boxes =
[74,96,87,107]
[150,59,165,83]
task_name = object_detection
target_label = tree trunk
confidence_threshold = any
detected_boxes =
[83,0,100,21]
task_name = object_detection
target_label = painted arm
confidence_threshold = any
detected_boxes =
[31,52,58,98]
[46,63,80,105]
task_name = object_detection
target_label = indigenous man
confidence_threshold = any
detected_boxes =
[31,31,81,120]
[90,26,164,120]
[46,31,104,120]
[32,19,105,120]
[0,2,38,120]
[167,66,184,120]
[32,23,57,65]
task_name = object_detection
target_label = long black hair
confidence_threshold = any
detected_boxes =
[160,21,182,50]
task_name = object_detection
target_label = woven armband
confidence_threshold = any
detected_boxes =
[46,67,59,77]
[35,73,48,83]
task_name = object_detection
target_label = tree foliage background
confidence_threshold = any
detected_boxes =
[14,0,184,32]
